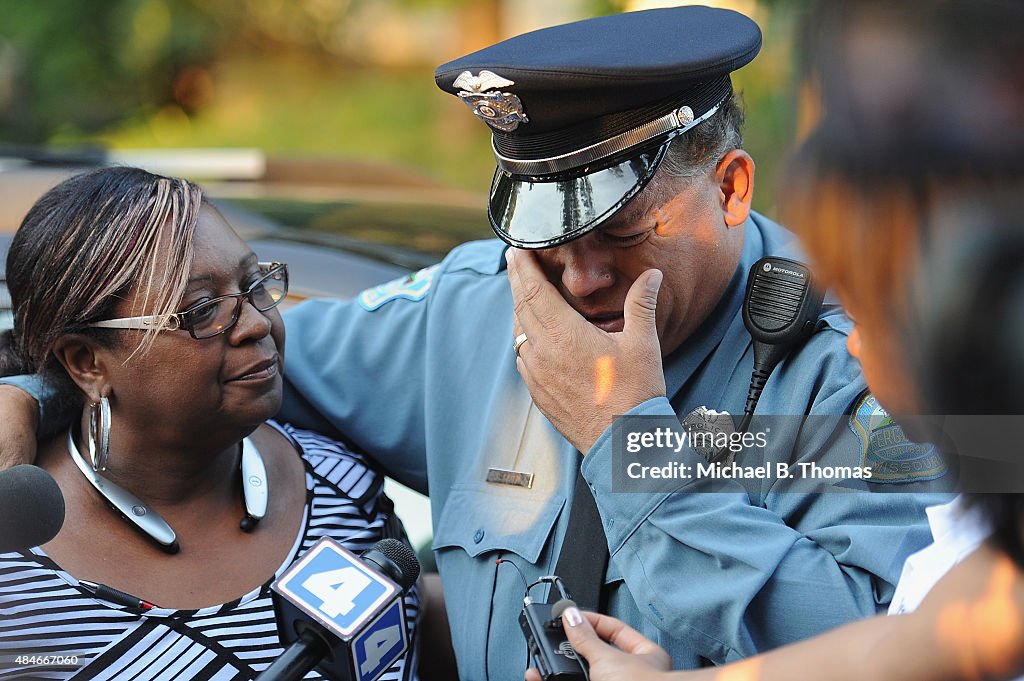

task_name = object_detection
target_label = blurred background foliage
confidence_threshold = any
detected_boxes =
[0,0,815,250]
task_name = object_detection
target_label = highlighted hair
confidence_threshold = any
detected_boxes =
[4,167,202,372]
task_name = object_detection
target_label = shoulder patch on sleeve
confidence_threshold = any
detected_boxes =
[848,392,947,483]
[357,264,439,311]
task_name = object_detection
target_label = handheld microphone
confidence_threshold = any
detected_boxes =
[0,465,65,553]
[738,257,824,431]
[259,537,420,681]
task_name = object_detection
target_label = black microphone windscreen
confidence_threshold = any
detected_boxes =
[368,538,420,592]
[0,465,65,553]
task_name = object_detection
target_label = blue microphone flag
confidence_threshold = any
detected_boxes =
[271,537,409,681]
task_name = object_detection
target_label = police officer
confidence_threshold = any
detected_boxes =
[280,7,948,677]
[0,6,947,680]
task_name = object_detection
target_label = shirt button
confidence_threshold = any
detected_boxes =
[473,529,485,544]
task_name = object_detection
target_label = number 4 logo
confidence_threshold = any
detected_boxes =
[302,567,373,618]
[353,599,407,681]
[359,625,402,676]
[274,538,397,639]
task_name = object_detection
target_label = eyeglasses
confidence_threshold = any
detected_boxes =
[91,262,289,340]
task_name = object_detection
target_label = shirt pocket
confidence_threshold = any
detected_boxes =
[433,486,565,562]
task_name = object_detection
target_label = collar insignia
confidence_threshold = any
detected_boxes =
[454,70,529,132]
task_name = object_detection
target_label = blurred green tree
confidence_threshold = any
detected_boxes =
[0,0,807,219]
[0,0,220,143]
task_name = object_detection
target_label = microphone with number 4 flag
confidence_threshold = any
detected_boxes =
[258,537,420,681]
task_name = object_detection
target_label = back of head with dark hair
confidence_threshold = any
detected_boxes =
[788,0,1024,567]
[802,0,1024,176]
[913,195,1024,567]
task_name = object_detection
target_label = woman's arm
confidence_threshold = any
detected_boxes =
[537,542,1024,681]
[867,541,1024,681]
[532,609,908,681]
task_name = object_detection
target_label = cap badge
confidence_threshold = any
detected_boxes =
[453,70,529,132]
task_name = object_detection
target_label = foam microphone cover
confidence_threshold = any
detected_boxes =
[0,465,65,553]
[550,598,577,620]
[361,538,421,593]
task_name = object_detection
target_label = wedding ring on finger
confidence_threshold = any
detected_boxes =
[513,333,529,358]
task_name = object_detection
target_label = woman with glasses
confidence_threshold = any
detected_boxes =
[0,167,419,679]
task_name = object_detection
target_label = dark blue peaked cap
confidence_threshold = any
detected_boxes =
[435,6,761,249]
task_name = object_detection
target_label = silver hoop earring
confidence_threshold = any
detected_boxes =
[88,396,111,472]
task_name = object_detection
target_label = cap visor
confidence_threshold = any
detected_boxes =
[488,145,666,249]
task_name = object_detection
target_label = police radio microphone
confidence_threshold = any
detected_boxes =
[259,537,419,681]
[0,465,65,553]
[738,257,823,433]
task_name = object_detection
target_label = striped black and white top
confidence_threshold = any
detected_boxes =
[0,423,420,680]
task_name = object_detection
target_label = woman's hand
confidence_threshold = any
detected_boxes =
[525,607,672,681]
[0,385,38,470]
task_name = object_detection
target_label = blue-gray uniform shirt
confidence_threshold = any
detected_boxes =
[276,212,947,678]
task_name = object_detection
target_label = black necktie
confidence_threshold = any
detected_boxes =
[551,458,609,612]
